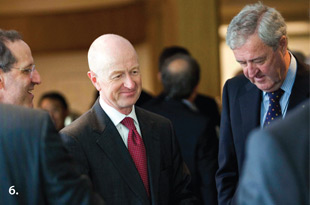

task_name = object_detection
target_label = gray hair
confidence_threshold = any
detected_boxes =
[161,54,200,100]
[226,2,287,51]
[0,29,22,72]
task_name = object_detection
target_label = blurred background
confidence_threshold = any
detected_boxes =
[0,0,309,115]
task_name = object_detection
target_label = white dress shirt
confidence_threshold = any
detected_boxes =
[99,97,142,148]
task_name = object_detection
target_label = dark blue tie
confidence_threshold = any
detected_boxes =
[264,89,284,127]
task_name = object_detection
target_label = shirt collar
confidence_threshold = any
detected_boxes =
[99,97,138,126]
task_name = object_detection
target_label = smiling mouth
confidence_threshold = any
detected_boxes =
[121,90,137,96]
[123,91,135,94]
[27,89,34,95]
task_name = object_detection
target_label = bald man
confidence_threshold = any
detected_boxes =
[60,34,198,204]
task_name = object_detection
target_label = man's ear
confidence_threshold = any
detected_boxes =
[0,70,5,90]
[279,35,288,55]
[87,71,101,91]
[157,72,162,83]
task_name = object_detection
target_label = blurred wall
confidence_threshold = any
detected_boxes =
[0,0,308,114]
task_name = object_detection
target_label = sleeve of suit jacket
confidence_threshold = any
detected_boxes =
[237,101,309,205]
[216,81,239,205]
[197,121,219,204]
[39,112,103,204]
[165,120,200,204]
[236,130,288,205]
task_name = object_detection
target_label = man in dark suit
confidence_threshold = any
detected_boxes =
[157,46,221,129]
[0,29,41,107]
[216,2,310,205]
[237,100,309,205]
[143,54,218,204]
[61,34,198,204]
[0,103,103,204]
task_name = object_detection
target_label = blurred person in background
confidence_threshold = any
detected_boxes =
[157,46,220,131]
[38,91,69,131]
[237,100,309,205]
[143,54,219,204]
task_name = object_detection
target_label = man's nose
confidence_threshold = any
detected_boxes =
[123,75,135,89]
[246,63,257,78]
[32,69,41,85]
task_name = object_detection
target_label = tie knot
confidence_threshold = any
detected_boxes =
[121,117,136,130]
[267,89,284,101]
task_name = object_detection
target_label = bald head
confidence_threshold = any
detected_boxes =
[87,34,142,115]
[88,34,138,75]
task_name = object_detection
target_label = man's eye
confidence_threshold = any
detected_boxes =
[112,74,121,79]
[254,60,264,64]
[132,70,139,75]
[22,68,32,73]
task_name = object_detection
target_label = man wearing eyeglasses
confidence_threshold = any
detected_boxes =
[0,29,104,204]
[0,29,41,108]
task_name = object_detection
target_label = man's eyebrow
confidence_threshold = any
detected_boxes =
[251,56,265,61]
[236,56,265,63]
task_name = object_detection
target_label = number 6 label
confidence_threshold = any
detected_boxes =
[9,186,19,195]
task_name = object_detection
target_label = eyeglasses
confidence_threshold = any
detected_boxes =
[11,64,36,79]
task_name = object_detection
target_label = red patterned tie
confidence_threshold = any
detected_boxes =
[121,117,150,196]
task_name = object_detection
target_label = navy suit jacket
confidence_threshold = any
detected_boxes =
[61,100,198,205]
[0,104,102,205]
[156,93,220,128]
[142,98,219,204]
[216,59,309,205]
[194,94,221,128]
[237,100,309,205]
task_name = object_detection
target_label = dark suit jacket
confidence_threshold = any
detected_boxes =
[155,93,220,128]
[61,100,198,205]
[216,59,310,205]
[237,100,309,205]
[142,99,219,205]
[194,94,221,128]
[135,90,153,107]
[0,104,102,205]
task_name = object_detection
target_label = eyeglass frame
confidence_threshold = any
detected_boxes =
[9,64,36,79]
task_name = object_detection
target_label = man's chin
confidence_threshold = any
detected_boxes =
[23,101,33,108]
[255,83,277,92]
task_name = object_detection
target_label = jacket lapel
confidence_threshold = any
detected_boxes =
[136,107,161,203]
[239,82,261,140]
[91,101,149,200]
[288,61,310,110]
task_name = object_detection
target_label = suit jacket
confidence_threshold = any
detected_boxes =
[135,90,153,107]
[216,59,310,205]
[155,93,220,128]
[60,100,198,205]
[237,100,309,205]
[142,98,219,205]
[194,94,221,128]
[0,104,102,205]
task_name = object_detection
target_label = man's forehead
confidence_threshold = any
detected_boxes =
[5,39,27,50]
[5,40,32,59]
[107,61,140,73]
